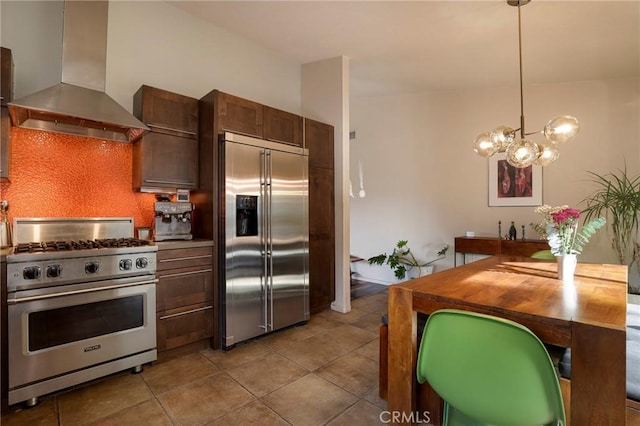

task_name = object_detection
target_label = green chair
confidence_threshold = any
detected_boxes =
[416,309,565,426]
[531,249,555,260]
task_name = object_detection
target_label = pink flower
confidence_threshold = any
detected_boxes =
[551,207,580,225]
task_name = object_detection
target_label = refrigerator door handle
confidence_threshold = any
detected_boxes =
[260,150,269,331]
[266,150,274,332]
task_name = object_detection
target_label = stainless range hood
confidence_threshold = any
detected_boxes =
[7,1,148,143]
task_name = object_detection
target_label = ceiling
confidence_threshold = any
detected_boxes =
[167,0,640,98]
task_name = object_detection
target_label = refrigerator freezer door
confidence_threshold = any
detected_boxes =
[224,142,267,346]
[268,149,309,331]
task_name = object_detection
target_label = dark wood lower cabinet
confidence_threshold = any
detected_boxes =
[156,243,215,352]
[309,237,335,314]
[157,302,214,352]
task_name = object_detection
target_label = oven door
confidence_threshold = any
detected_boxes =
[8,275,157,390]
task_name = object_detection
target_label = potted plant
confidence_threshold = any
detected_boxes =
[368,240,449,280]
[581,167,640,292]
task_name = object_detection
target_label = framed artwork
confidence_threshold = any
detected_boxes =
[488,153,542,207]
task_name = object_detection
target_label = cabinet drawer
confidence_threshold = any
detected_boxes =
[454,237,501,255]
[157,246,213,271]
[157,303,214,352]
[157,266,213,311]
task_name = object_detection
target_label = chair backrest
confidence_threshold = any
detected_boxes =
[531,249,555,260]
[416,309,565,426]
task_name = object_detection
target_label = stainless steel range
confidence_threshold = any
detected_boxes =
[6,218,158,407]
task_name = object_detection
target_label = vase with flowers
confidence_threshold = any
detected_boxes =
[532,205,606,281]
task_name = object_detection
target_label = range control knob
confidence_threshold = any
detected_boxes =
[119,259,133,271]
[85,262,100,274]
[136,257,148,269]
[46,264,63,278]
[23,266,41,280]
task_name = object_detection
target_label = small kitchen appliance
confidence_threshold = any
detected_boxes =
[153,200,193,241]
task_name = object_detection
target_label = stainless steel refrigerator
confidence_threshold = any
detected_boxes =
[221,132,309,348]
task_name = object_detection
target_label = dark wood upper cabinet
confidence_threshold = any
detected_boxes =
[216,91,263,138]
[305,118,334,169]
[1,47,13,106]
[264,106,302,146]
[133,85,198,137]
[133,86,199,192]
[133,132,198,191]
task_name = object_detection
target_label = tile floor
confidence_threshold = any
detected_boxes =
[1,289,389,426]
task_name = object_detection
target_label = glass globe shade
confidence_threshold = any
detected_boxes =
[535,143,560,166]
[473,132,499,157]
[490,126,515,151]
[505,138,539,168]
[544,115,580,144]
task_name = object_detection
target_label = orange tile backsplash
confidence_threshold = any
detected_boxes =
[0,127,156,230]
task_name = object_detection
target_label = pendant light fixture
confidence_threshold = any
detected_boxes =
[473,0,579,168]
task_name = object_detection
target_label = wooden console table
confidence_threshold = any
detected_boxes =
[454,236,549,266]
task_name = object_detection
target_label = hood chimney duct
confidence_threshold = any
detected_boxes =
[7,1,148,143]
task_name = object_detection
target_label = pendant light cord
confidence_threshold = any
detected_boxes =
[518,2,525,138]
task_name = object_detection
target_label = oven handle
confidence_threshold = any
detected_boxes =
[159,305,213,320]
[7,279,159,304]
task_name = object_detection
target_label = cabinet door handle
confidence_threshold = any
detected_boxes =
[147,123,197,135]
[146,123,197,138]
[159,268,213,278]
[145,179,197,186]
[159,255,212,263]
[159,305,213,320]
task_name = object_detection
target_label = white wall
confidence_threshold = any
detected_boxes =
[350,78,640,284]
[0,1,301,114]
[106,1,301,114]
[0,1,63,100]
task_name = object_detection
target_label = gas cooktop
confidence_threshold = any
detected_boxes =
[14,238,151,254]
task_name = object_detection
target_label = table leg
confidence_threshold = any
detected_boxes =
[570,321,626,425]
[388,286,417,423]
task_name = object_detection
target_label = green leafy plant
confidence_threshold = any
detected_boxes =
[367,240,449,279]
[581,167,640,266]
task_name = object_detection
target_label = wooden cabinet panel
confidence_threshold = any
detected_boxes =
[305,118,334,169]
[454,237,501,256]
[157,246,213,271]
[157,266,213,312]
[133,85,198,136]
[1,47,13,106]
[454,236,550,265]
[156,302,214,352]
[133,132,198,191]
[309,166,334,237]
[309,237,335,314]
[264,106,302,146]
[1,107,10,180]
[155,245,215,352]
[132,85,199,192]
[216,91,263,138]
[306,118,335,314]
[500,239,550,257]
